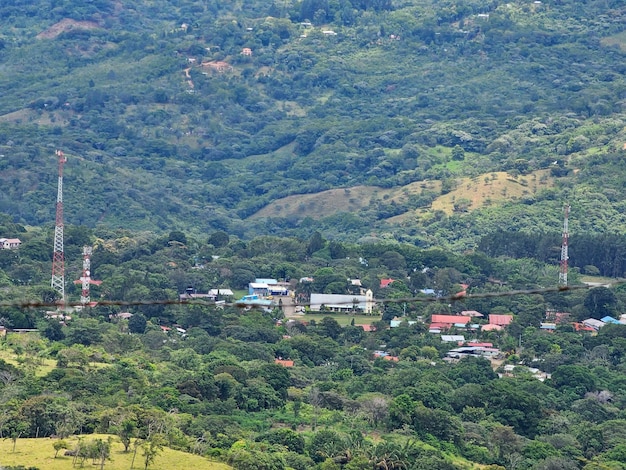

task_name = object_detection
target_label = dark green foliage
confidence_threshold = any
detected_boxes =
[0,0,624,250]
[484,380,543,437]
[307,429,345,463]
[413,405,462,444]
[128,313,148,334]
[208,231,230,248]
[41,320,65,342]
[256,428,305,454]
[228,448,286,470]
[64,318,104,346]
[550,365,596,397]
[1,226,626,470]
[447,357,498,386]
[583,287,618,320]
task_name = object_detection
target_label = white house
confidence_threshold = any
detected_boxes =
[310,290,374,314]
[0,238,21,249]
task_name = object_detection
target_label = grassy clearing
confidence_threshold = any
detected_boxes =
[0,353,58,377]
[429,170,551,215]
[248,168,553,223]
[0,334,111,377]
[391,169,554,222]
[249,180,442,221]
[249,185,381,219]
[579,275,618,285]
[298,312,380,326]
[601,31,626,51]
[0,434,231,470]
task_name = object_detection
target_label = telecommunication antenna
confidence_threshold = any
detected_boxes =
[51,150,67,305]
[74,246,102,307]
[559,204,570,286]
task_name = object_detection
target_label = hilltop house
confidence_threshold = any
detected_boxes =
[202,61,233,73]
[0,238,21,249]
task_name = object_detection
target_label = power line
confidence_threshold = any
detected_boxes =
[2,280,621,311]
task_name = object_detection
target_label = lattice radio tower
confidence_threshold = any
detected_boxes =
[51,150,67,305]
[559,204,571,286]
[74,246,102,307]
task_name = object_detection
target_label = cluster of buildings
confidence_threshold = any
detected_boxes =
[445,341,501,360]
[541,310,626,333]
[179,287,235,302]
[428,312,513,334]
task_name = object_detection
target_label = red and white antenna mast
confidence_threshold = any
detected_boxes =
[559,204,570,286]
[74,246,102,307]
[51,150,67,305]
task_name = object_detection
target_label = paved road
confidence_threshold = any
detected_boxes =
[274,295,299,317]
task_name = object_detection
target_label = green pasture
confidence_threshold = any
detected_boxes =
[298,312,381,326]
[0,434,231,470]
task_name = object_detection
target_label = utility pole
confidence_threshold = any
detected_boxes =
[51,150,67,306]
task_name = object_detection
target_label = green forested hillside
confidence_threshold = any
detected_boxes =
[0,0,625,247]
[4,225,626,470]
[5,3,626,469]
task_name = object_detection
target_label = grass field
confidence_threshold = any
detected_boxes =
[249,168,553,223]
[0,349,58,377]
[0,434,231,470]
[579,275,619,285]
[0,340,110,378]
[298,312,381,326]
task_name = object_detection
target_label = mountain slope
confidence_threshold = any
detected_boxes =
[0,0,624,246]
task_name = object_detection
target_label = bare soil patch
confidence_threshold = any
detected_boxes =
[36,18,100,40]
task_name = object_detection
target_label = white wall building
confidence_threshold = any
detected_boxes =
[310,290,374,314]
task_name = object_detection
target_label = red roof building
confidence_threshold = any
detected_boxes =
[573,322,596,332]
[383,355,399,362]
[481,324,503,331]
[358,324,376,332]
[431,315,471,325]
[275,359,295,367]
[488,314,513,326]
[380,278,395,288]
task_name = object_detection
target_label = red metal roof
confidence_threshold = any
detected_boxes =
[431,314,471,324]
[275,359,294,367]
[358,324,376,332]
[488,314,513,326]
[383,356,399,362]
